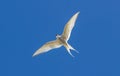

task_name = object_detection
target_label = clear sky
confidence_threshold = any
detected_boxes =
[1,0,120,76]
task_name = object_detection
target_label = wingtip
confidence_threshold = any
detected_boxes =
[76,11,80,15]
[32,54,35,57]
[32,52,38,57]
[73,11,80,17]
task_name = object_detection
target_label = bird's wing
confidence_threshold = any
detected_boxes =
[32,39,62,57]
[62,12,80,41]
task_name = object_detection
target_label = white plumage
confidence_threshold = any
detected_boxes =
[32,12,80,57]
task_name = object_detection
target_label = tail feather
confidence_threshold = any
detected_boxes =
[68,43,79,53]
[64,42,79,57]
[66,46,74,57]
[68,44,75,50]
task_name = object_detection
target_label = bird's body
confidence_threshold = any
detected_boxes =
[32,12,80,57]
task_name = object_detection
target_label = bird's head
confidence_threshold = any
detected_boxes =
[56,34,61,39]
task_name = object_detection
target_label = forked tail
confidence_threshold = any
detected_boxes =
[68,43,79,53]
[64,43,79,57]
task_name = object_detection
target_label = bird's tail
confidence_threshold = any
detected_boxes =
[64,43,79,57]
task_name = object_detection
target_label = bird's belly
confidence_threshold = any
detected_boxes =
[58,37,66,44]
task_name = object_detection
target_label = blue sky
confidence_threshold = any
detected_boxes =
[1,0,120,76]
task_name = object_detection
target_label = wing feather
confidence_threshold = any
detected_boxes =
[32,39,62,57]
[62,12,80,41]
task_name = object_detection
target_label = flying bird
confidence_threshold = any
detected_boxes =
[32,12,80,57]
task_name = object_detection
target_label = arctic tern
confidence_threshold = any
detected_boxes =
[32,12,80,57]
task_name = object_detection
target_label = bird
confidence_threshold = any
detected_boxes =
[32,11,80,57]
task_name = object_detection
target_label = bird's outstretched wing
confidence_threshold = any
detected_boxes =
[62,12,80,41]
[32,39,62,57]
